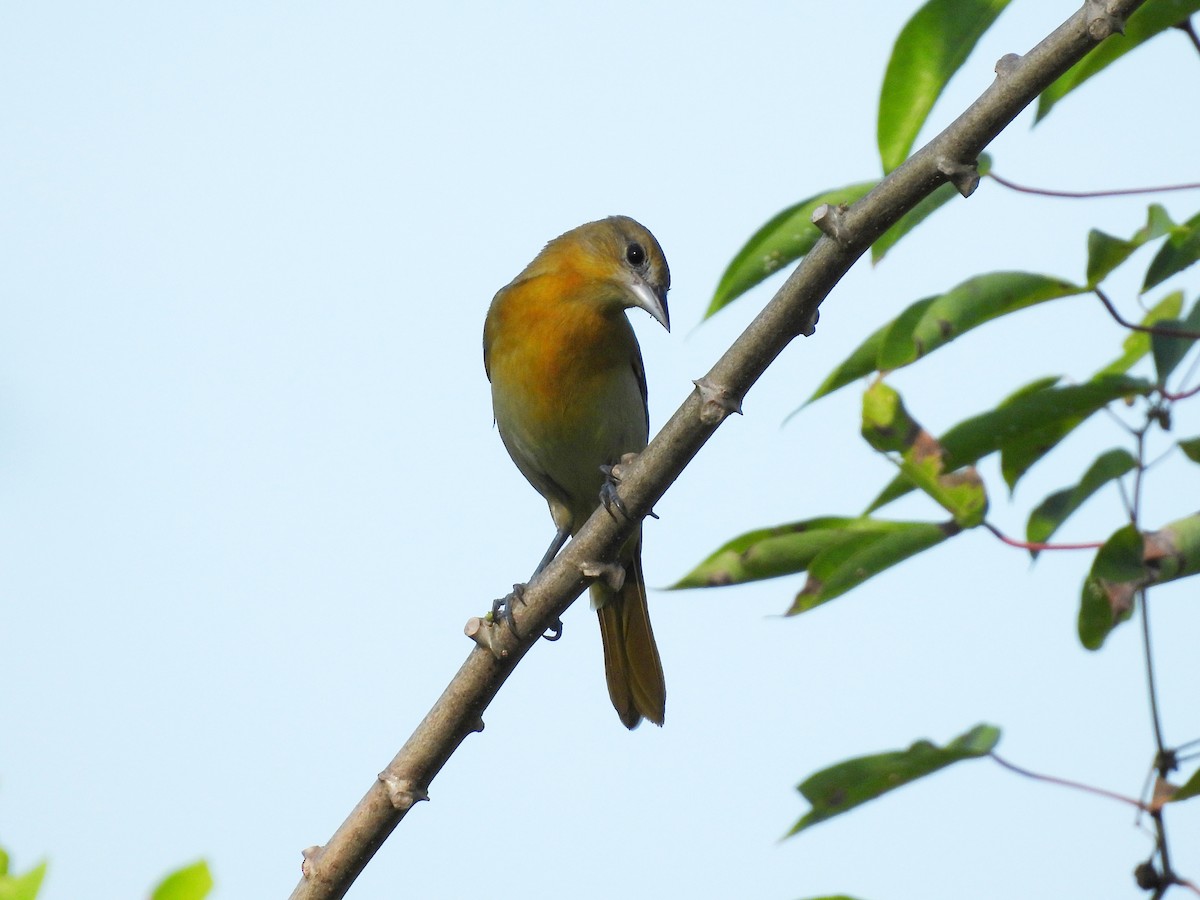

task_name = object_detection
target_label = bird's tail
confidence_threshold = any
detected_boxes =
[593,540,666,729]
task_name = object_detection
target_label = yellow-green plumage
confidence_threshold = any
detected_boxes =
[483,215,669,728]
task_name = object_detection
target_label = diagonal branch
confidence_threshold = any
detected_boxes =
[288,2,1149,897]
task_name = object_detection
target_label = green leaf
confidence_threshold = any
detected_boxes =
[878,0,1012,172]
[802,273,1081,409]
[151,861,213,900]
[1093,291,1184,377]
[1150,297,1200,381]
[860,381,921,454]
[670,516,873,589]
[1086,204,1175,286]
[1143,209,1200,291]
[1037,0,1200,122]
[1179,436,1200,462]
[790,520,953,614]
[707,181,875,317]
[1026,449,1137,553]
[1143,511,1200,584]
[0,859,47,900]
[871,155,993,263]
[801,319,897,407]
[1078,525,1144,650]
[869,375,1152,512]
[876,272,1084,371]
[861,382,988,527]
[1080,513,1200,648]
[999,374,1131,488]
[790,724,1001,834]
[1170,767,1200,804]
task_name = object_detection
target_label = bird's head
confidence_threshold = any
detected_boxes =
[540,215,671,332]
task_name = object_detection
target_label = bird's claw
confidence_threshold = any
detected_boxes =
[490,586,561,641]
[490,583,527,635]
[599,463,630,520]
[601,456,658,521]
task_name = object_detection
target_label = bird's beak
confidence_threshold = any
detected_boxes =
[628,276,671,333]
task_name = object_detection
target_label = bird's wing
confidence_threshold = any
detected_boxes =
[631,345,649,433]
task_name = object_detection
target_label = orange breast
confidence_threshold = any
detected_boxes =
[488,270,630,431]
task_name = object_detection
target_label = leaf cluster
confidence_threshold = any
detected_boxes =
[677,0,1200,867]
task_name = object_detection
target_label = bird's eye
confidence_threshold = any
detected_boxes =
[625,242,646,267]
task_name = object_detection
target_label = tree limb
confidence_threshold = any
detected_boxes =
[288,2,1147,897]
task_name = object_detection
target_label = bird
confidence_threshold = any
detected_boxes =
[483,215,670,729]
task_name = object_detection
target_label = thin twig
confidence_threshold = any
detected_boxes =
[989,170,1200,199]
[1094,288,1200,340]
[1174,18,1200,55]
[1161,381,1200,401]
[983,521,1103,551]
[1141,589,1168,760]
[989,752,1148,811]
[1130,411,1180,896]
[1177,876,1200,897]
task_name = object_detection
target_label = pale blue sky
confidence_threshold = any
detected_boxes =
[3,3,1199,899]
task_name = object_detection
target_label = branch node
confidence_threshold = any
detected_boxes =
[379,772,430,811]
[300,845,324,880]
[464,616,507,659]
[692,376,743,424]
[811,203,852,247]
[1085,0,1124,39]
[937,157,980,197]
[578,559,626,591]
[994,52,1022,77]
[799,307,820,338]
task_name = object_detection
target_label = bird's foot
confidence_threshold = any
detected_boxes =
[598,471,627,520]
[600,453,659,521]
[599,453,639,520]
[490,583,527,634]
[490,585,564,641]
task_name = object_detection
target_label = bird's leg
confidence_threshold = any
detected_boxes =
[491,523,571,639]
[532,524,571,578]
[531,523,570,641]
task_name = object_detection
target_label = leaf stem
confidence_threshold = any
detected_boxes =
[1094,289,1200,340]
[989,752,1147,810]
[989,171,1200,199]
[1174,18,1200,55]
[983,521,1102,551]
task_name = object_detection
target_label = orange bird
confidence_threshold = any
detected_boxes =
[483,216,670,729]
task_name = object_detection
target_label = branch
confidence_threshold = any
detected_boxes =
[288,3,1149,897]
